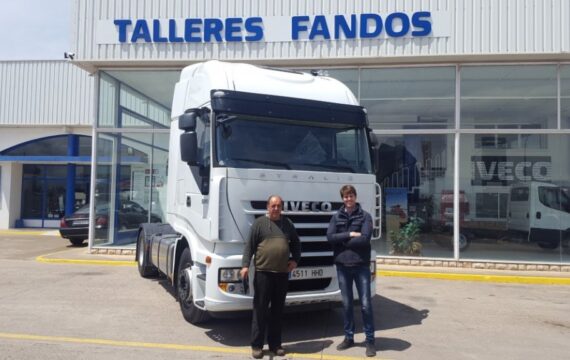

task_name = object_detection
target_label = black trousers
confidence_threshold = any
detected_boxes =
[251,271,289,349]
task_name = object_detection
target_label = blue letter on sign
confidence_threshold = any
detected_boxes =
[114,19,132,43]
[184,19,202,42]
[152,19,168,42]
[334,15,356,39]
[245,17,263,41]
[169,19,184,42]
[309,15,331,40]
[292,16,310,40]
[225,18,243,42]
[204,18,223,42]
[360,13,382,38]
[385,13,410,37]
[411,12,432,36]
[131,20,152,42]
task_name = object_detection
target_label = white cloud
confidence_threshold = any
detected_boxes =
[0,0,71,60]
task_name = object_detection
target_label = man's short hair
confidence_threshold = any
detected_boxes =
[266,195,283,206]
[339,185,357,198]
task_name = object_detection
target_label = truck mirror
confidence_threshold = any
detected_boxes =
[180,132,198,165]
[179,111,198,131]
[368,131,379,148]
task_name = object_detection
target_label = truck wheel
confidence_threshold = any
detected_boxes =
[137,229,158,278]
[176,248,210,324]
[459,233,471,252]
[69,238,85,246]
[538,240,559,250]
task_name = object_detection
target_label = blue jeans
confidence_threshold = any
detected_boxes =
[336,264,375,343]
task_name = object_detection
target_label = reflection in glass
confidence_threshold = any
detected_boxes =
[374,135,454,257]
[460,134,570,263]
[361,67,455,129]
[561,65,570,129]
[94,133,167,247]
[215,116,372,174]
[461,65,557,129]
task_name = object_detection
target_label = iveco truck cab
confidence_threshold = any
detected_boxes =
[136,60,381,323]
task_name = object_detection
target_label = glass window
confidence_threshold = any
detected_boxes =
[1,136,70,157]
[461,65,557,129]
[361,67,456,129]
[460,134,570,263]
[560,65,570,129]
[98,73,118,127]
[99,70,179,129]
[374,134,455,257]
[21,178,42,218]
[94,132,167,246]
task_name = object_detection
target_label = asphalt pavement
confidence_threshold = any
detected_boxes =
[0,231,569,360]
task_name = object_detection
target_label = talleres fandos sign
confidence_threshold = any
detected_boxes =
[96,11,451,44]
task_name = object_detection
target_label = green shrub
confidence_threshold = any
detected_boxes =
[389,220,422,256]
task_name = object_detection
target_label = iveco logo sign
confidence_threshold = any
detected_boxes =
[283,201,332,212]
[471,156,551,186]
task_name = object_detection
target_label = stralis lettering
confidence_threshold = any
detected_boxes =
[283,201,332,212]
[471,156,551,186]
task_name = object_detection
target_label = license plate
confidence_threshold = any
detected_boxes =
[289,267,333,280]
[73,220,89,226]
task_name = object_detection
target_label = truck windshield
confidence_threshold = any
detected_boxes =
[538,186,570,213]
[215,115,372,174]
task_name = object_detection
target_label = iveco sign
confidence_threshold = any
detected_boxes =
[471,156,552,186]
[283,201,333,212]
[96,11,451,44]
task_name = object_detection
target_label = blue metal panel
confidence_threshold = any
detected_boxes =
[66,135,80,216]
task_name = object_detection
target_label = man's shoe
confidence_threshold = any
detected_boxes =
[336,338,354,351]
[365,342,376,357]
[251,347,263,359]
[270,347,286,356]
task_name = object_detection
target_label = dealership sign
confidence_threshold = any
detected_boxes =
[96,11,450,44]
[471,156,552,186]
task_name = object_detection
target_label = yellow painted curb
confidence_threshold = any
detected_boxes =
[378,270,570,285]
[0,332,386,360]
[0,230,53,236]
[36,254,136,267]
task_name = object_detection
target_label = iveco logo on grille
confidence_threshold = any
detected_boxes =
[283,201,332,212]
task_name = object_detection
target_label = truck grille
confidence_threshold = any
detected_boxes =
[252,201,342,293]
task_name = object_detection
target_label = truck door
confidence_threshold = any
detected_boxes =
[508,186,529,233]
[531,185,562,249]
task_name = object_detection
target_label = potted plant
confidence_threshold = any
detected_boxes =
[389,219,422,256]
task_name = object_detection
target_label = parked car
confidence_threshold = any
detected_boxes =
[59,200,161,246]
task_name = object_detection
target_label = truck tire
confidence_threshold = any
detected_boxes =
[458,233,471,252]
[537,240,559,250]
[69,238,86,246]
[176,247,210,324]
[137,228,158,278]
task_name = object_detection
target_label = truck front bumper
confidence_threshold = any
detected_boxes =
[203,289,343,313]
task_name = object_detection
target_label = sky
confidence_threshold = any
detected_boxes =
[0,0,71,60]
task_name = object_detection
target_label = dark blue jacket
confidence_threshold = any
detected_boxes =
[326,203,373,266]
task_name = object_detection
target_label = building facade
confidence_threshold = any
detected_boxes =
[3,0,570,265]
[0,61,94,229]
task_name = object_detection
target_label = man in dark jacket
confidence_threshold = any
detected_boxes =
[327,185,376,357]
[241,195,301,359]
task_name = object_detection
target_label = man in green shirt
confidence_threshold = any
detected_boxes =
[240,195,301,359]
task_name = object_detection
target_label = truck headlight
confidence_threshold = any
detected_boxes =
[218,267,247,294]
[218,268,241,283]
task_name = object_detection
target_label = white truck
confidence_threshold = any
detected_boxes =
[507,181,570,250]
[136,61,381,323]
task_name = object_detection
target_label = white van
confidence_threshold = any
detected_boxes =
[507,182,570,249]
